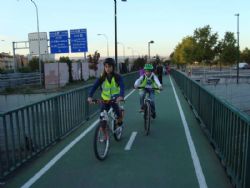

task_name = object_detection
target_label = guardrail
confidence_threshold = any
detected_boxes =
[171,69,250,188]
[0,72,42,90]
[0,71,138,180]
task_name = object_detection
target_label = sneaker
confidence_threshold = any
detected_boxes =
[151,112,156,119]
[115,118,123,129]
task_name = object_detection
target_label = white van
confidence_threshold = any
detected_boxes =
[232,62,249,69]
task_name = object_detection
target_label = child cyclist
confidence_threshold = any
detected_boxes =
[134,63,162,119]
[87,58,125,126]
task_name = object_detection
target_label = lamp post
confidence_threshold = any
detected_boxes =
[30,0,42,85]
[114,0,127,72]
[235,13,240,84]
[97,33,109,58]
[118,42,125,62]
[148,40,154,61]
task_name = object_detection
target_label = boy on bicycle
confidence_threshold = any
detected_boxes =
[87,58,125,126]
[134,63,162,119]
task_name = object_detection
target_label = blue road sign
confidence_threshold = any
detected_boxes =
[49,30,69,54]
[70,29,88,53]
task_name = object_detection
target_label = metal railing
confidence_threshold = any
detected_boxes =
[0,71,138,180]
[0,72,42,90]
[171,69,250,188]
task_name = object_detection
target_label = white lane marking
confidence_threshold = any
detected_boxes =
[21,89,136,188]
[124,132,137,151]
[21,119,99,188]
[124,89,135,100]
[169,76,208,188]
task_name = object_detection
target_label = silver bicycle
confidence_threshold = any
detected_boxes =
[92,99,124,161]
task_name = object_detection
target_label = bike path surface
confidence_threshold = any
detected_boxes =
[4,76,232,188]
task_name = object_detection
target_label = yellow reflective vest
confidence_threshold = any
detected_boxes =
[140,75,158,88]
[101,77,120,100]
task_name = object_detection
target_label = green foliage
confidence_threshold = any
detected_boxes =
[28,57,39,71]
[59,56,73,83]
[18,66,32,73]
[172,36,196,65]
[88,51,100,71]
[241,48,250,64]
[0,68,4,73]
[131,56,147,71]
[219,32,237,65]
[193,25,218,64]
[171,25,242,67]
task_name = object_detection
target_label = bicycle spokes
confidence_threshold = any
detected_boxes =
[94,122,110,160]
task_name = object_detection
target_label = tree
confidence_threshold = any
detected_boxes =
[88,51,100,77]
[28,57,39,71]
[241,48,250,64]
[172,36,196,67]
[131,56,147,71]
[59,56,73,83]
[193,25,218,65]
[219,32,237,65]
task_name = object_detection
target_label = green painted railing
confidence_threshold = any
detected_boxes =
[0,71,138,180]
[171,69,250,188]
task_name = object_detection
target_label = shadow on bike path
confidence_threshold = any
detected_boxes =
[4,76,232,188]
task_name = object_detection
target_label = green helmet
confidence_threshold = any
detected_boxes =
[144,63,154,71]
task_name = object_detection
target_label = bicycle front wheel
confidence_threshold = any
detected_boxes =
[93,121,110,161]
[144,101,151,135]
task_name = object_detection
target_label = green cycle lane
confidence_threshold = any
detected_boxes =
[4,76,232,188]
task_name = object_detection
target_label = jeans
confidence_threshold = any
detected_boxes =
[100,100,121,119]
[139,89,155,114]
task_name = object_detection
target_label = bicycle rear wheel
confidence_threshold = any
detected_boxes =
[93,121,110,161]
[144,101,151,135]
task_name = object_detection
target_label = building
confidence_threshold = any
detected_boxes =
[0,52,14,70]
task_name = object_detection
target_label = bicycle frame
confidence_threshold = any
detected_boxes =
[99,108,117,135]
[136,87,160,135]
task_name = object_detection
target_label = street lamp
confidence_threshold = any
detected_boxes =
[97,33,109,57]
[148,40,154,61]
[114,0,127,72]
[30,0,42,85]
[235,13,240,84]
[118,42,125,62]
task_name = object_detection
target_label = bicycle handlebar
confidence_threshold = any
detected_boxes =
[135,87,162,91]
[90,99,125,104]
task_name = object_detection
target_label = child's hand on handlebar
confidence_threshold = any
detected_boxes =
[116,96,124,103]
[87,97,93,104]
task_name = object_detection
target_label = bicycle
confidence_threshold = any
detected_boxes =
[91,99,125,161]
[136,87,160,136]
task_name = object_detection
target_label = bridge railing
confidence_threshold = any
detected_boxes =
[172,69,250,188]
[0,71,138,180]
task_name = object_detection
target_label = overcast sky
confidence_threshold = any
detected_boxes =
[0,0,249,59]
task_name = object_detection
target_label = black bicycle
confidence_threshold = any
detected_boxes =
[136,87,160,135]
[91,99,124,161]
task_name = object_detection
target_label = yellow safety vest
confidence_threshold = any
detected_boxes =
[101,77,120,100]
[140,75,158,88]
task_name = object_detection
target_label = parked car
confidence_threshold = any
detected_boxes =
[232,62,250,69]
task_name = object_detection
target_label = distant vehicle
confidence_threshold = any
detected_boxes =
[232,62,250,69]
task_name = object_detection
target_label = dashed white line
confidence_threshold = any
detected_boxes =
[21,89,136,188]
[124,131,137,151]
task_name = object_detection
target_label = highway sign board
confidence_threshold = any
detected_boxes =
[49,30,69,54]
[70,29,88,53]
